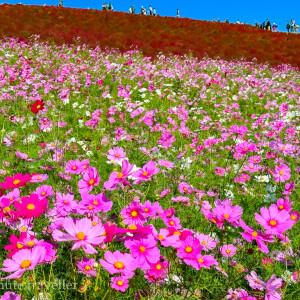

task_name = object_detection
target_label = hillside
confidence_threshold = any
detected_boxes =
[0,4,300,67]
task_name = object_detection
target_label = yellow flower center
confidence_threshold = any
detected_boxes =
[76,232,85,240]
[27,241,35,246]
[3,207,10,213]
[156,264,162,270]
[291,215,296,220]
[117,172,123,178]
[117,280,123,286]
[225,249,231,254]
[72,166,77,170]
[173,231,181,235]
[158,235,164,240]
[185,246,193,253]
[13,179,20,185]
[169,221,175,226]
[223,214,230,219]
[252,231,258,237]
[278,205,284,210]
[16,243,23,249]
[88,179,95,186]
[279,171,284,175]
[20,226,26,232]
[84,265,91,271]
[92,201,98,205]
[139,246,146,253]
[269,220,277,226]
[114,261,124,269]
[20,259,31,269]
[144,208,149,212]
[131,211,138,217]
[36,105,41,109]
[41,192,46,196]
[129,224,137,230]
[142,171,148,177]
[92,221,97,226]
[201,241,207,245]
[27,204,35,210]
[198,258,204,263]
[88,205,93,210]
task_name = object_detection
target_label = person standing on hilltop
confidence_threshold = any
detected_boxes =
[153,8,156,16]
[286,21,290,33]
[266,19,271,31]
[108,2,113,11]
[149,5,153,15]
[102,2,107,10]
[290,19,295,32]
[177,9,180,18]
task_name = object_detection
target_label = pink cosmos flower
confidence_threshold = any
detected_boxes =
[178,182,193,194]
[255,204,293,237]
[4,188,20,203]
[215,167,225,176]
[1,246,46,279]
[120,201,146,226]
[131,161,159,184]
[273,164,291,182]
[220,244,237,257]
[107,147,126,162]
[0,173,31,190]
[158,160,174,168]
[276,197,293,213]
[35,185,53,199]
[185,253,217,270]
[235,141,257,154]
[103,160,133,190]
[100,250,135,278]
[111,276,129,292]
[245,271,265,291]
[77,258,97,277]
[265,275,283,300]
[55,193,78,216]
[213,200,243,227]
[79,193,112,214]
[156,228,180,248]
[124,236,160,270]
[283,181,294,195]
[78,167,100,194]
[65,159,84,174]
[177,236,201,261]
[146,260,169,281]
[1,292,21,300]
[194,233,218,251]
[30,174,48,183]
[141,200,159,218]
[52,217,105,254]
[239,221,274,254]
[171,196,190,206]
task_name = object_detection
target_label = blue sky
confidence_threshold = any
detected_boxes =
[6,0,300,32]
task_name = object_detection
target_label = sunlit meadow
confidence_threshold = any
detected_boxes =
[0,36,299,299]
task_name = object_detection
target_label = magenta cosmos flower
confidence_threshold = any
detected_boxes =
[220,244,237,257]
[131,161,159,184]
[124,236,160,270]
[273,164,291,182]
[0,173,31,190]
[245,271,265,291]
[14,193,48,218]
[52,217,105,254]
[186,253,217,270]
[100,250,136,278]
[255,204,293,237]
[1,246,46,279]
[78,167,100,194]
[111,276,129,292]
[120,201,146,226]
[77,258,97,277]
[103,159,133,190]
[65,159,84,175]
[177,236,201,261]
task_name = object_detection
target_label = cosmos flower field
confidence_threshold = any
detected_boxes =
[0,37,299,299]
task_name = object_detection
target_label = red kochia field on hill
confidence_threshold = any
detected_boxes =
[0,4,299,67]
